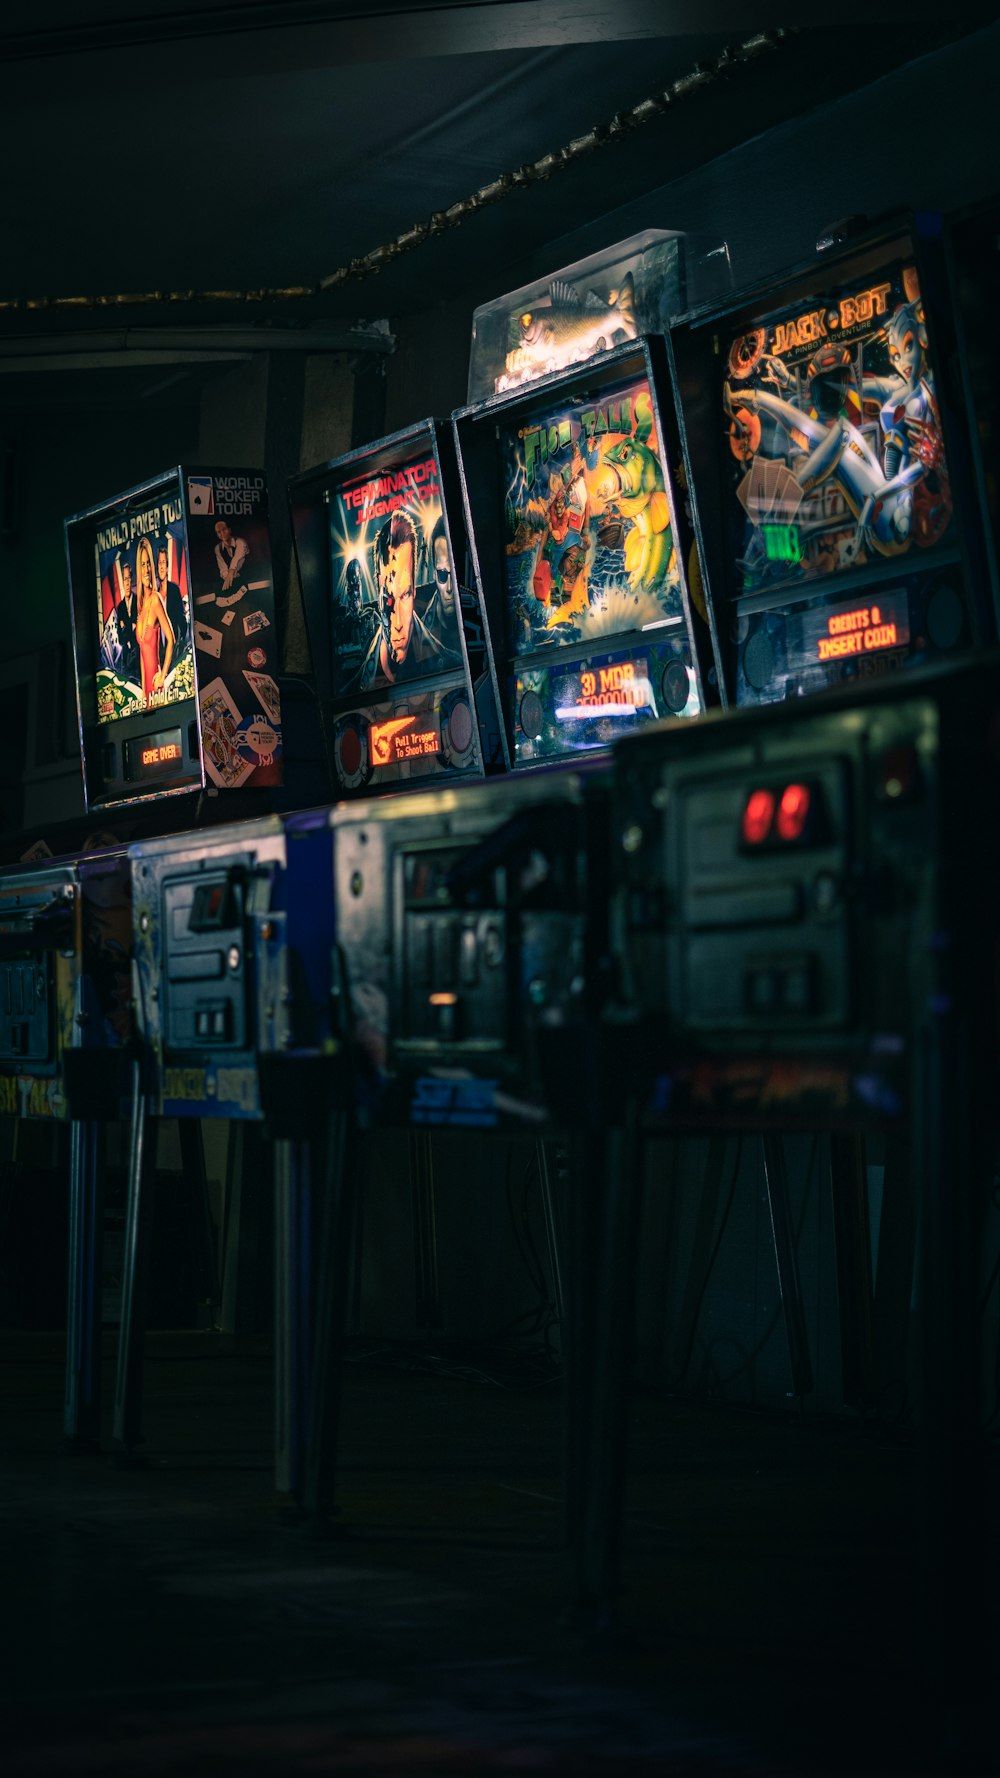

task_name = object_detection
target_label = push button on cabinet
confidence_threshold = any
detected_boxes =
[195,1005,232,1040]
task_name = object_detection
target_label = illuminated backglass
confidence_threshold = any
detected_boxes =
[723,258,953,597]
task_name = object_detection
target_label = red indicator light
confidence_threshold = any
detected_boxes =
[777,782,811,842]
[742,788,775,846]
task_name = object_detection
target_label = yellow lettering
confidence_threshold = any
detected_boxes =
[164,1067,207,1103]
[216,1068,258,1112]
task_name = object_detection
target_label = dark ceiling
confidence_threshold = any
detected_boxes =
[0,1,992,354]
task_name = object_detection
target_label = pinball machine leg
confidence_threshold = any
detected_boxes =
[273,1133,314,1499]
[177,1117,218,1309]
[565,1101,643,1619]
[671,1133,732,1380]
[760,1132,813,1399]
[871,1131,917,1408]
[563,1127,601,1597]
[64,1117,105,1449]
[409,1129,441,1332]
[828,1131,876,1407]
[112,1066,156,1460]
[535,1139,566,1328]
[913,1007,988,1757]
[301,1104,358,1526]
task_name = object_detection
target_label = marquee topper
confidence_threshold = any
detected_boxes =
[467,229,684,404]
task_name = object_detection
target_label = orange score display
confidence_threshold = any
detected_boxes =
[369,714,440,767]
[573,661,651,710]
[816,604,900,663]
[141,741,182,766]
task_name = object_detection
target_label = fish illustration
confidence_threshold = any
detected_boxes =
[598,434,675,593]
[504,272,636,379]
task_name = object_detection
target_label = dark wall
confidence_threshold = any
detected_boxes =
[385,23,1000,430]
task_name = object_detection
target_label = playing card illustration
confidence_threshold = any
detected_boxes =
[194,622,224,658]
[242,669,281,722]
[199,677,254,788]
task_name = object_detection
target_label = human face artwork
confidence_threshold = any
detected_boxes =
[384,539,415,668]
[157,547,168,583]
[432,532,454,619]
[888,307,922,388]
[121,563,132,601]
[138,540,155,596]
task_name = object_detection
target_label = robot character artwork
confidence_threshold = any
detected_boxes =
[723,261,952,595]
[502,374,685,658]
[328,451,463,698]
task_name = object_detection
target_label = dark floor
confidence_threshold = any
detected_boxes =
[0,1332,995,1776]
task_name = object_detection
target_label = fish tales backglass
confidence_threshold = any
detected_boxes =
[493,360,704,764]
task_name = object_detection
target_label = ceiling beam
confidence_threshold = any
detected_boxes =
[0,326,394,370]
[0,1,952,78]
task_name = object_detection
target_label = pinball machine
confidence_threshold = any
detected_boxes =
[454,229,712,769]
[602,652,999,1708]
[578,218,1000,1654]
[20,466,286,1456]
[109,421,513,1489]
[0,842,132,1446]
[117,809,339,1492]
[651,211,1000,1401]
[297,235,708,1595]
[66,465,282,811]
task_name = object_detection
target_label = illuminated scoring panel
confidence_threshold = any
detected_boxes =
[803,595,910,667]
[369,709,442,768]
[124,728,184,781]
[554,655,653,720]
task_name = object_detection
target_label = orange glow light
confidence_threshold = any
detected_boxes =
[817,604,898,662]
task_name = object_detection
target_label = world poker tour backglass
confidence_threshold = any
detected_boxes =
[67,467,281,811]
[289,420,506,797]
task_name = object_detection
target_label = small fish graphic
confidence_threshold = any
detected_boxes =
[505,272,636,379]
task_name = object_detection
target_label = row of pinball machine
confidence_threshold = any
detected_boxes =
[0,210,998,1628]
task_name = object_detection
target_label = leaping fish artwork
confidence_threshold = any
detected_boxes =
[500,272,637,389]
